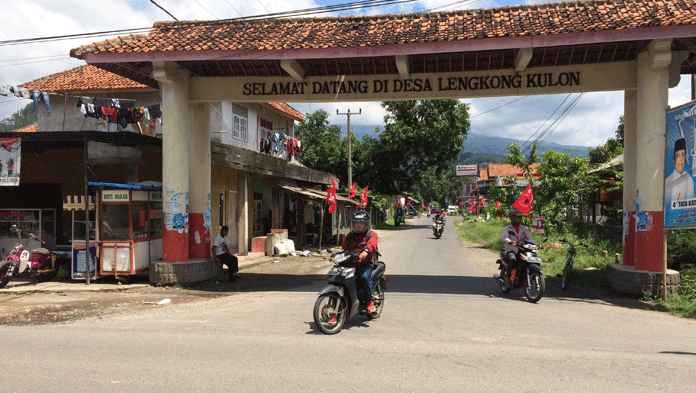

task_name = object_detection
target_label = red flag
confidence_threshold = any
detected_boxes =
[422,204,426,209]
[396,198,402,208]
[495,201,501,209]
[326,178,337,214]
[348,182,356,199]
[512,185,534,216]
[469,200,476,213]
[359,186,369,208]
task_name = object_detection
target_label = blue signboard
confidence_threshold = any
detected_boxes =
[664,102,696,228]
[72,245,97,280]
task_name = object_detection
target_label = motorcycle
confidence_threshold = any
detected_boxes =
[493,236,547,303]
[0,225,57,288]
[432,215,445,238]
[394,207,405,226]
[313,246,387,334]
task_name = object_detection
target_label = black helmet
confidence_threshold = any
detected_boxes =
[510,208,524,221]
[351,210,370,234]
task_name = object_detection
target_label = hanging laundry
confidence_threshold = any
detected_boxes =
[101,107,118,122]
[32,91,51,114]
[146,103,162,119]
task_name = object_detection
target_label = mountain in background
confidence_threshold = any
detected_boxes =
[340,125,591,163]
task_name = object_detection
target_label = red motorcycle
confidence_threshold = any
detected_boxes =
[0,226,57,288]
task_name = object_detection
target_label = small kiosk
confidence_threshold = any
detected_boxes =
[63,195,99,280]
[90,182,163,281]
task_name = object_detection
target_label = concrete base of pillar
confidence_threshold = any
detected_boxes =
[606,263,680,296]
[149,259,220,285]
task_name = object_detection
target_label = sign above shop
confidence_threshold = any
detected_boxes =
[102,190,130,202]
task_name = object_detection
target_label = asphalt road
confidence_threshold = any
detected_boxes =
[2,216,695,392]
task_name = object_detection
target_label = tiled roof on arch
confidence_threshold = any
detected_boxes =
[20,65,154,93]
[70,0,696,58]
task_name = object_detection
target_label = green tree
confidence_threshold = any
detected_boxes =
[416,166,462,207]
[295,109,348,184]
[361,100,470,194]
[0,103,37,132]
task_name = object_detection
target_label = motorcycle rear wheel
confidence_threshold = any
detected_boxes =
[366,281,385,320]
[0,261,15,289]
[525,271,545,303]
[313,293,346,335]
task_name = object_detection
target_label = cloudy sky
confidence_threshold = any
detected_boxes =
[0,0,693,148]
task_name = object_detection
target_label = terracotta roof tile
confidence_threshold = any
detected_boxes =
[71,0,696,59]
[20,65,153,93]
[260,102,305,122]
[12,123,37,133]
[487,163,541,177]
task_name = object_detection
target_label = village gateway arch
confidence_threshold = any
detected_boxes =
[71,0,696,288]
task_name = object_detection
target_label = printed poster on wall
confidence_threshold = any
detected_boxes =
[0,138,20,186]
[664,101,696,228]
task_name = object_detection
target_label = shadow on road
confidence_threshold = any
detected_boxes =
[190,270,647,311]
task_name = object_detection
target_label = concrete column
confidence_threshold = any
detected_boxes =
[633,40,671,272]
[622,90,637,266]
[189,103,212,259]
[155,63,191,262]
[237,171,249,256]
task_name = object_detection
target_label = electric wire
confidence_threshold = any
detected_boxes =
[0,0,421,47]
[522,93,585,151]
[519,93,573,149]
[470,96,528,118]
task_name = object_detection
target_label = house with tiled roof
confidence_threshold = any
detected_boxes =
[62,0,696,288]
[2,65,342,284]
[463,163,541,202]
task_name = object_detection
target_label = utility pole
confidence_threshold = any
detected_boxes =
[336,108,361,188]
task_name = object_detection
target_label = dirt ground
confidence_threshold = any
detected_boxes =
[0,229,405,327]
[0,254,336,326]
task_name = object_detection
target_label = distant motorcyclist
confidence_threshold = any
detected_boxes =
[342,210,379,313]
[501,209,535,286]
[432,209,445,236]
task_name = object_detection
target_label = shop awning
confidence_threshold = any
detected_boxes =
[63,195,96,211]
[280,185,359,205]
[88,181,162,191]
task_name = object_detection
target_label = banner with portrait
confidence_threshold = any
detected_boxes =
[664,102,696,228]
[0,138,21,186]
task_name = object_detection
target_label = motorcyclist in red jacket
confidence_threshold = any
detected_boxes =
[342,210,379,313]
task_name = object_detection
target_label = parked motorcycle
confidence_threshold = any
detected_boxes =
[0,226,57,288]
[493,237,547,303]
[313,247,387,334]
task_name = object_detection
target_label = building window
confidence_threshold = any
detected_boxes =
[231,104,248,141]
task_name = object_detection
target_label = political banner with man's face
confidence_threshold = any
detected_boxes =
[0,138,21,186]
[664,102,696,228]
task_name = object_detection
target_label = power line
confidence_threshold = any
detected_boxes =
[0,0,419,47]
[523,93,585,151]
[470,96,528,118]
[150,0,178,20]
[520,93,573,149]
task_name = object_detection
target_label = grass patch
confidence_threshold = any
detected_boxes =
[455,217,618,287]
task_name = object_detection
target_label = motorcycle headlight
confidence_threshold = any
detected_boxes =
[332,253,349,264]
[328,266,355,278]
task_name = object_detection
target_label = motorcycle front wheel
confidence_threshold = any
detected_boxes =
[561,261,573,290]
[0,261,15,289]
[313,293,346,335]
[366,281,385,320]
[525,271,545,303]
